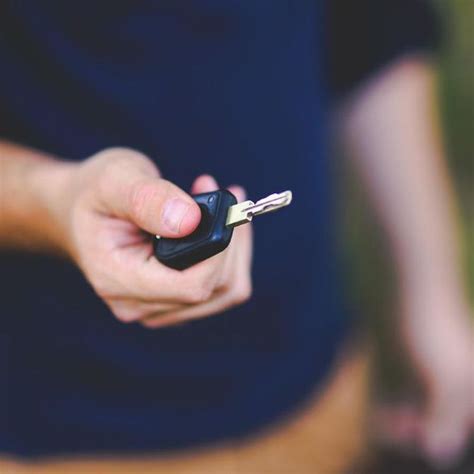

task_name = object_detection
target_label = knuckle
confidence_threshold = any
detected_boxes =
[100,147,148,163]
[115,309,141,324]
[140,318,160,329]
[91,280,115,302]
[95,148,159,178]
[232,280,252,304]
[108,302,142,324]
[183,284,213,304]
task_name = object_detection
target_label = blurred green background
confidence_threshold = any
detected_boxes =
[341,0,473,397]
[437,0,474,290]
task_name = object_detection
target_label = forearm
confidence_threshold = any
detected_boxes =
[340,58,467,304]
[0,140,75,254]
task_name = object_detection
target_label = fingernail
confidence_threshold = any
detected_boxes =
[162,198,191,234]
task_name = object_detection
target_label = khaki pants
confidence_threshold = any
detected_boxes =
[1,349,370,474]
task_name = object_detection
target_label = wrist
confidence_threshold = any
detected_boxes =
[397,251,468,304]
[28,159,79,256]
[0,151,79,256]
[398,269,471,328]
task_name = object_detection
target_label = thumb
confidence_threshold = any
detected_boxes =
[100,172,200,237]
[91,149,201,237]
[124,178,201,237]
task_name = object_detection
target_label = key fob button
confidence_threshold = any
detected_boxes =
[154,190,237,270]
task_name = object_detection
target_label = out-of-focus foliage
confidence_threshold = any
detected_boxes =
[340,0,473,395]
[435,0,474,293]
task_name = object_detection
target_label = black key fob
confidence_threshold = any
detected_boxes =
[154,190,237,270]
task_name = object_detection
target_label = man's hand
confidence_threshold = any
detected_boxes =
[376,291,474,468]
[1,145,252,327]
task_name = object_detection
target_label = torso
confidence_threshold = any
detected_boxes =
[0,0,350,457]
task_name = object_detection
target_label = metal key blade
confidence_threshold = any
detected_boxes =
[247,190,293,216]
[226,190,292,227]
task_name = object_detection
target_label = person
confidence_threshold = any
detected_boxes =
[0,1,472,472]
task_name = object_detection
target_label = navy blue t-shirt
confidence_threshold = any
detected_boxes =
[0,0,438,457]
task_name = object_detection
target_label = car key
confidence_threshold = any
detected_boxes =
[154,190,292,270]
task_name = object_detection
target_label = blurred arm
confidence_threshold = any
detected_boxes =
[339,56,473,466]
[339,57,467,311]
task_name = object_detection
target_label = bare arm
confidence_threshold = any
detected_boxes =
[0,142,75,253]
[339,58,473,467]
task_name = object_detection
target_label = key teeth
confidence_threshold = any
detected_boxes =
[249,190,293,216]
[226,190,293,227]
[281,190,292,205]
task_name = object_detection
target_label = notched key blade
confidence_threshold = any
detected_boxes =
[226,190,293,227]
[249,190,292,216]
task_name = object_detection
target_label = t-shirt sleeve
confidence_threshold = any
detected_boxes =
[326,0,442,100]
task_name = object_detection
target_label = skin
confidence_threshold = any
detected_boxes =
[0,146,253,328]
[341,57,473,468]
[0,57,471,467]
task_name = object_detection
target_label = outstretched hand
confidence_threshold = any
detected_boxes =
[51,148,252,328]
